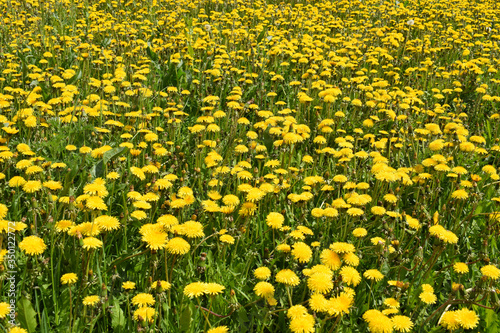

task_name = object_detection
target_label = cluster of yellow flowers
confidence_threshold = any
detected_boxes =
[0,0,499,331]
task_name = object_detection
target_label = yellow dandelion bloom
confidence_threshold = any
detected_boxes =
[254,267,271,280]
[82,237,103,250]
[133,306,155,323]
[132,293,155,307]
[19,236,46,256]
[276,269,300,286]
[60,273,78,285]
[481,265,500,279]
[82,295,100,306]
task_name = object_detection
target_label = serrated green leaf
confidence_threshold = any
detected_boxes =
[111,299,125,329]
[485,309,499,332]
[103,146,127,165]
[380,260,390,275]
[18,297,37,333]
[238,307,249,333]
[90,160,104,179]
[146,44,159,62]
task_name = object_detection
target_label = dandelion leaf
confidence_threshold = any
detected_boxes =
[111,299,126,329]
[18,296,37,333]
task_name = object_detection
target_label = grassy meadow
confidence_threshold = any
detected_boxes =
[0,0,500,331]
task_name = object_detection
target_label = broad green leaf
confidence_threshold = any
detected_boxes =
[238,307,249,333]
[179,306,191,332]
[90,160,104,179]
[103,146,127,165]
[187,45,194,57]
[18,297,37,333]
[485,309,499,332]
[256,29,266,43]
[111,299,125,329]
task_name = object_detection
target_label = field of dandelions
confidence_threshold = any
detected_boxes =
[0,0,500,332]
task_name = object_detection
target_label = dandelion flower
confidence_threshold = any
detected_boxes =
[83,295,100,306]
[254,267,272,280]
[132,293,155,307]
[60,273,78,285]
[330,242,356,254]
[0,302,10,318]
[22,180,42,193]
[43,180,63,191]
[86,196,108,210]
[307,273,333,294]
[254,281,275,298]
[328,293,354,316]
[276,269,300,286]
[363,310,393,333]
[376,298,394,311]
[347,207,364,216]
[19,236,46,256]
[142,231,168,250]
[184,282,206,298]
[122,281,136,290]
[133,306,155,323]
[222,194,240,206]
[391,315,413,332]
[289,313,315,333]
[371,206,386,215]
[353,228,367,237]
[266,212,285,229]
[452,189,468,199]
[9,176,26,187]
[453,262,469,274]
[287,305,308,319]
[291,242,312,263]
[309,294,329,313]
[166,237,190,255]
[320,249,341,270]
[204,283,225,295]
[179,221,205,238]
[276,244,291,252]
[340,266,361,286]
[455,308,479,329]
[207,326,229,333]
[383,194,398,204]
[481,265,500,279]
[152,280,171,291]
[82,237,103,250]
[440,311,460,330]
[220,234,235,244]
[157,214,179,230]
[343,252,360,266]
[0,204,7,219]
[9,328,28,333]
[95,215,120,231]
[131,210,148,220]
[419,292,437,304]
[364,269,384,282]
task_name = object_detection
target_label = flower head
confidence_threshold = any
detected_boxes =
[19,236,47,256]
[276,269,300,286]
[455,308,479,330]
[133,307,156,323]
[254,267,271,280]
[82,237,103,250]
[131,293,155,307]
[83,295,100,306]
[122,281,136,290]
[61,273,78,285]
